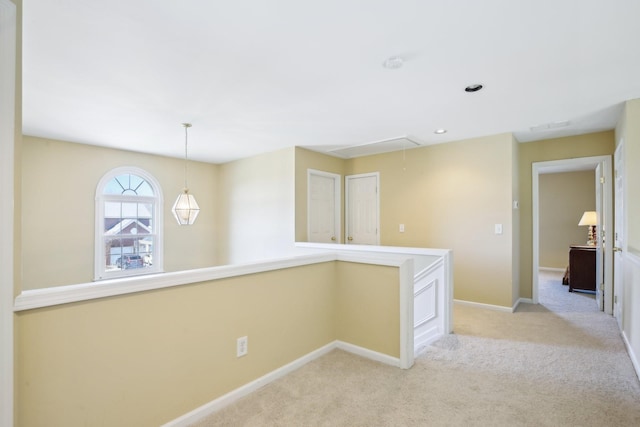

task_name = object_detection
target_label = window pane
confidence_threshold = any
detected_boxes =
[145,218,153,234]
[105,238,123,270]
[136,181,154,196]
[104,218,121,234]
[129,174,143,191]
[104,236,154,271]
[102,174,154,196]
[138,203,153,218]
[121,202,138,218]
[104,178,125,195]
[138,237,154,267]
[104,201,121,218]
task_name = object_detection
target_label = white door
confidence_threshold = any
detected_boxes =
[308,170,340,243]
[613,143,624,328]
[345,173,379,245]
[595,164,604,311]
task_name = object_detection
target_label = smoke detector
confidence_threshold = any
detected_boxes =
[383,56,404,69]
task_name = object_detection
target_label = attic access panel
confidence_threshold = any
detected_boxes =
[329,136,421,158]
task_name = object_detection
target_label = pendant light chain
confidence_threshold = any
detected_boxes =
[183,123,192,190]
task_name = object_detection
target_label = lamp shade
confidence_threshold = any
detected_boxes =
[578,211,597,226]
[172,189,200,225]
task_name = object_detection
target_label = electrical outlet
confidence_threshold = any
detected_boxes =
[237,336,248,357]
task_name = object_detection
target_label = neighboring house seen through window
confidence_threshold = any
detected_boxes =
[95,167,163,280]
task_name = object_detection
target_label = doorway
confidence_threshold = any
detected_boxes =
[307,169,341,243]
[345,172,380,245]
[532,155,613,314]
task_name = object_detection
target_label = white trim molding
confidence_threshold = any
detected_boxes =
[539,267,566,273]
[532,155,613,313]
[0,1,16,426]
[161,340,400,427]
[621,252,640,380]
[454,299,514,313]
[15,253,336,311]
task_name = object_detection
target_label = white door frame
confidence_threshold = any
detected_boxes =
[594,163,604,310]
[345,172,380,245]
[532,155,613,313]
[613,141,625,328]
[0,1,16,425]
[307,169,341,243]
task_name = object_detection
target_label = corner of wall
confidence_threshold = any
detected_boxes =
[511,134,520,305]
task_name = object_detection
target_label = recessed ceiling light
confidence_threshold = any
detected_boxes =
[434,129,447,134]
[382,56,403,69]
[465,83,484,93]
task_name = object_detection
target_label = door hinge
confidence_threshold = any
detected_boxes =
[600,283,604,291]
[600,176,605,184]
[615,295,618,304]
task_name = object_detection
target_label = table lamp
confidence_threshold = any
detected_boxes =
[578,211,597,246]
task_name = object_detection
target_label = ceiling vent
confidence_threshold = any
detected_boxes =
[530,120,571,132]
[329,136,422,158]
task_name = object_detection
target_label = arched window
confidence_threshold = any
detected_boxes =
[95,167,163,280]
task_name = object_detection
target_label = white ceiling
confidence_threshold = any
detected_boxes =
[22,0,640,164]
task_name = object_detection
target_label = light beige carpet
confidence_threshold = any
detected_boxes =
[191,271,640,426]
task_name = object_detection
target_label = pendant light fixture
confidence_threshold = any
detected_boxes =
[171,123,200,225]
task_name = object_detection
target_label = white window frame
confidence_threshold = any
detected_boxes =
[95,166,163,280]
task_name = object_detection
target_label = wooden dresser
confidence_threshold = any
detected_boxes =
[568,245,596,292]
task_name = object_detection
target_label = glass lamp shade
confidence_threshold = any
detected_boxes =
[172,189,200,225]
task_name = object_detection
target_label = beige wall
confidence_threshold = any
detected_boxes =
[294,147,345,242]
[335,262,400,356]
[21,136,219,289]
[217,147,296,264]
[16,261,400,426]
[539,171,596,269]
[518,131,615,298]
[345,134,517,307]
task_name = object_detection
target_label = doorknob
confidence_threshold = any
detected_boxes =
[331,236,336,241]
[613,247,622,252]
[348,236,353,241]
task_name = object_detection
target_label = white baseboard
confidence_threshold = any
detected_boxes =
[454,298,535,313]
[454,299,513,313]
[622,330,640,381]
[162,342,336,427]
[513,298,534,312]
[414,326,441,355]
[162,340,400,426]
[335,341,401,368]
[539,267,566,273]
